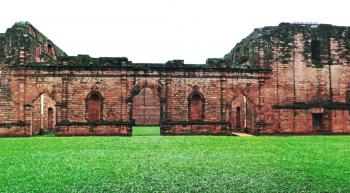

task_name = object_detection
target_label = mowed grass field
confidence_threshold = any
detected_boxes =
[0,127,350,192]
[132,126,160,136]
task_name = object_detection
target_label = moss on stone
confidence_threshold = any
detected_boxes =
[225,22,350,69]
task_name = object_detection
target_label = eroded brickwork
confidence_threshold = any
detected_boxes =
[1,22,350,136]
[32,93,56,134]
[132,87,160,126]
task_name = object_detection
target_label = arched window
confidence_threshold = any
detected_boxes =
[311,40,321,62]
[86,92,103,122]
[188,92,205,121]
[47,43,56,60]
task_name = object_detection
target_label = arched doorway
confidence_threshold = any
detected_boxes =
[128,79,164,136]
[31,93,56,135]
[188,92,205,121]
[86,92,103,122]
[231,95,257,133]
[132,87,160,126]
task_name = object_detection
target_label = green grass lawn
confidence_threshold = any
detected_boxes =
[0,135,350,192]
[132,126,160,136]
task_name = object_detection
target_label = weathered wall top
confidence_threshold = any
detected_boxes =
[5,21,350,71]
[0,33,5,62]
[0,21,271,73]
[2,21,67,65]
[224,22,350,68]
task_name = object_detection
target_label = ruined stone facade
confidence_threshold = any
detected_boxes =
[1,22,350,136]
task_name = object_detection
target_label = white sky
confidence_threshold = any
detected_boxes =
[1,0,349,63]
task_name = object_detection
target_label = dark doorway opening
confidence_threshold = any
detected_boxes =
[311,40,321,62]
[312,113,323,131]
[236,107,241,129]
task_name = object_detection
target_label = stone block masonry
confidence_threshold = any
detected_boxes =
[1,21,350,136]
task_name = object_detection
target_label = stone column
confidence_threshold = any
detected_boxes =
[158,77,167,135]
[55,103,63,124]
[220,78,228,133]
[158,78,167,122]
[17,78,25,122]
[165,78,172,120]
[24,104,33,136]
[121,77,128,121]
[61,77,69,122]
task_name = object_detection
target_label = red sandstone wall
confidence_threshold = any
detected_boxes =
[132,87,160,126]
[56,125,130,136]
[168,77,223,121]
[31,93,56,134]
[0,65,17,123]
[0,126,30,137]
[257,32,350,134]
[3,30,350,136]
[67,77,129,122]
[0,66,265,136]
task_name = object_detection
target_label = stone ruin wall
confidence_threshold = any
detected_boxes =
[1,22,350,136]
